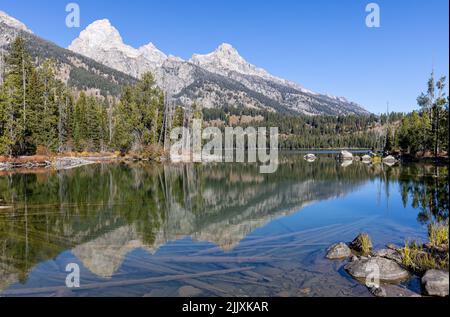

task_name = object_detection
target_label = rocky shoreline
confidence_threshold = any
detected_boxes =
[326,233,449,297]
[0,156,110,171]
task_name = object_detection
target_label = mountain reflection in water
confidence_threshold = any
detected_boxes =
[0,154,448,296]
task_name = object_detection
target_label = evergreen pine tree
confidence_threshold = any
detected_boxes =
[2,36,36,155]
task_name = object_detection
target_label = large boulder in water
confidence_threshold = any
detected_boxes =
[422,270,449,297]
[339,151,354,161]
[345,257,409,282]
[362,155,372,163]
[326,242,352,259]
[304,154,317,162]
[350,233,373,255]
[383,155,397,163]
[383,155,397,166]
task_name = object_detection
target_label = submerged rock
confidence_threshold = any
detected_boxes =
[369,285,386,297]
[383,284,422,297]
[326,242,352,259]
[350,233,373,255]
[178,285,203,297]
[422,270,449,297]
[345,257,409,282]
[387,244,401,251]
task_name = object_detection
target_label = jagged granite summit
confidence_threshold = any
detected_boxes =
[68,19,167,78]
[190,43,311,93]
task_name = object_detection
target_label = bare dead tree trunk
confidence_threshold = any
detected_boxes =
[8,88,14,157]
[58,95,67,153]
[0,49,4,85]
[435,107,440,159]
[159,92,168,146]
[108,99,113,145]
[22,51,26,127]
[153,108,159,144]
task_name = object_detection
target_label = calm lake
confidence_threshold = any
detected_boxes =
[0,152,448,297]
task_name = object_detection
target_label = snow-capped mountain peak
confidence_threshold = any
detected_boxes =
[138,42,168,65]
[0,11,33,33]
[214,43,241,58]
[138,42,159,53]
[190,43,271,79]
[68,19,169,78]
[69,19,138,58]
[190,43,320,95]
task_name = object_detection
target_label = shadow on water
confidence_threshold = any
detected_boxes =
[0,153,448,296]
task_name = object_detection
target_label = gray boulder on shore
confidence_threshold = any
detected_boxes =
[422,269,449,297]
[345,257,410,282]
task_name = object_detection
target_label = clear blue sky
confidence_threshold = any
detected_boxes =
[1,0,448,114]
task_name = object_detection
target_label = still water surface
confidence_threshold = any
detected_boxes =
[0,153,448,296]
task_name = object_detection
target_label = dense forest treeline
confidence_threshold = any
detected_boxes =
[0,37,166,157]
[0,37,448,157]
[395,73,449,157]
[203,107,405,150]
[202,74,449,154]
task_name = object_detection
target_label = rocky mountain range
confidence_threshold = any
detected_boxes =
[1,11,369,116]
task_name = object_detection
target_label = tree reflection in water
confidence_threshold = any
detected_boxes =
[0,155,448,295]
